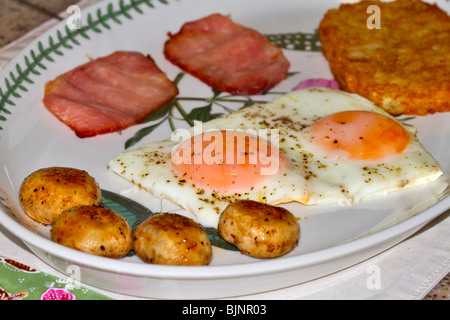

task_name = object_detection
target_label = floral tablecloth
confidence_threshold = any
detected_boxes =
[0,257,111,300]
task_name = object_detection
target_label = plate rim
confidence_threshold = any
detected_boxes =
[1,191,448,280]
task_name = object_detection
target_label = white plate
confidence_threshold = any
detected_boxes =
[0,0,449,299]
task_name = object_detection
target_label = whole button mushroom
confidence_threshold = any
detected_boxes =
[133,213,213,266]
[19,167,102,225]
[218,200,300,259]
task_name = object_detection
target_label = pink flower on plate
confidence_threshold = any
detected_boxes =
[293,78,340,90]
[41,287,75,300]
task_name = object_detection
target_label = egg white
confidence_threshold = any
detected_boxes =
[109,88,443,227]
[108,126,309,228]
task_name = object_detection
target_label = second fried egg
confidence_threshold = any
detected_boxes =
[109,88,443,227]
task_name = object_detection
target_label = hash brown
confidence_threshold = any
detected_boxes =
[318,0,450,115]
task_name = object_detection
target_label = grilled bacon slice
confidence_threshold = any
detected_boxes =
[164,13,290,96]
[43,51,178,138]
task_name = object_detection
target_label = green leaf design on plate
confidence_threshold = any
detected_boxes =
[123,74,275,149]
[124,118,167,150]
[101,189,155,231]
[266,31,322,52]
[101,189,239,252]
[187,104,225,122]
[203,227,240,252]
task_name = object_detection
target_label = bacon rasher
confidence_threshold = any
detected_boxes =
[164,14,290,96]
[43,51,178,138]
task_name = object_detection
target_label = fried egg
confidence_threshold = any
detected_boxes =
[109,88,443,227]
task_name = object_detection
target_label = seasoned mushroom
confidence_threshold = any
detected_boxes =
[51,205,132,259]
[133,213,213,266]
[218,200,300,259]
[19,167,102,225]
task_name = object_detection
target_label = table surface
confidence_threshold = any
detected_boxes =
[0,0,448,300]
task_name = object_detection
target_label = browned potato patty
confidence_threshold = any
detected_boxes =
[19,167,102,225]
[218,200,300,259]
[319,0,450,115]
[51,205,132,259]
[133,213,213,266]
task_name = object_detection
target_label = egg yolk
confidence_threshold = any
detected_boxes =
[171,130,286,192]
[310,110,410,161]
